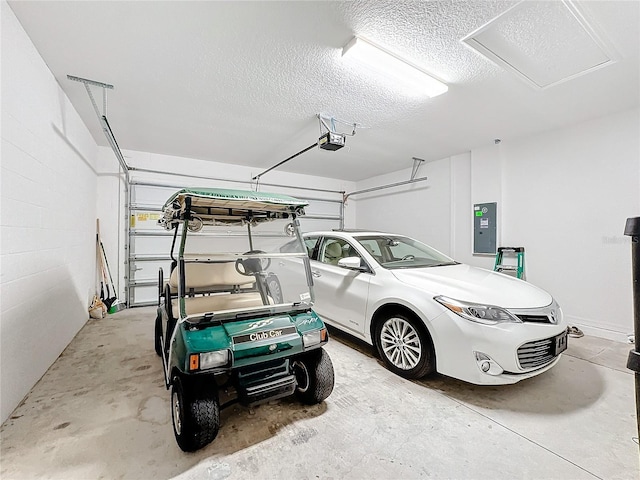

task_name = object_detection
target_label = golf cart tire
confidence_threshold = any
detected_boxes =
[154,314,162,357]
[294,348,335,405]
[171,376,220,452]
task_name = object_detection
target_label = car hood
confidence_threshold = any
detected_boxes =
[390,264,553,309]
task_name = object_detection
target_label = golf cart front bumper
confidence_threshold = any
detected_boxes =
[236,358,297,406]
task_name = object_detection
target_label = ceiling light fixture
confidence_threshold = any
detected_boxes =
[342,36,448,98]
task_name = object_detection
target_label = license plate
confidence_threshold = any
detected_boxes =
[553,331,568,355]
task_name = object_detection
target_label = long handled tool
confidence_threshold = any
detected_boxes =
[97,220,117,310]
[100,255,116,310]
[100,239,122,311]
[96,222,105,301]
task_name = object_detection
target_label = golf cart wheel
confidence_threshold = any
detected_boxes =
[171,376,220,452]
[293,348,334,405]
[154,314,162,357]
[375,312,435,379]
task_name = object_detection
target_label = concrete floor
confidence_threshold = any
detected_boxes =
[1,306,638,480]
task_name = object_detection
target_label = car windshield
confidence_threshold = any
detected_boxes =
[355,235,458,269]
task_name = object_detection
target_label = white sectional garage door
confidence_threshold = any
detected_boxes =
[127,179,343,306]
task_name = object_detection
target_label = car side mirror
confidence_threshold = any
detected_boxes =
[338,256,366,271]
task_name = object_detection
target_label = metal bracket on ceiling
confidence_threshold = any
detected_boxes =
[67,75,113,118]
[67,75,130,180]
[317,113,358,137]
[343,176,429,203]
[343,157,429,203]
[411,157,425,180]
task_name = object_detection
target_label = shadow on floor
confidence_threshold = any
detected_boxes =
[0,309,333,480]
[418,357,604,414]
[327,325,605,415]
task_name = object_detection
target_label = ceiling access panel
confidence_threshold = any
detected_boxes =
[461,0,619,90]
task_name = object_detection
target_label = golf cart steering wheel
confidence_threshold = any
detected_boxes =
[235,250,271,276]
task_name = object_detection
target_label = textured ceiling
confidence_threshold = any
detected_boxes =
[6,1,640,181]
[463,1,617,89]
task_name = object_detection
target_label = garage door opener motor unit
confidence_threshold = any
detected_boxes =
[318,131,346,150]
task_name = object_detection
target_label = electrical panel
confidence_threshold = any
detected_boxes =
[473,202,497,254]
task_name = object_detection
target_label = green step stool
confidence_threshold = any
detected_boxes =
[494,247,525,279]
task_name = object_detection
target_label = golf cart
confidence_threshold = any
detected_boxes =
[155,188,334,451]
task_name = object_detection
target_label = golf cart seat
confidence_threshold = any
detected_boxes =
[168,261,253,294]
[168,261,269,316]
[172,292,265,316]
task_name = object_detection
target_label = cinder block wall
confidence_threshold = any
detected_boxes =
[1,2,99,422]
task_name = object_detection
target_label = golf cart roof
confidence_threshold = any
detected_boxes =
[159,188,308,229]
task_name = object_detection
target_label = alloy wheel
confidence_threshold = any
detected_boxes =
[380,317,422,370]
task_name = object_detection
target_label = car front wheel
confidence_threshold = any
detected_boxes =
[171,376,220,452]
[375,313,435,379]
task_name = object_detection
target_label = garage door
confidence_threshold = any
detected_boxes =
[127,179,343,306]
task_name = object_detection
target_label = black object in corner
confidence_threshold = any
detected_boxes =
[623,216,640,444]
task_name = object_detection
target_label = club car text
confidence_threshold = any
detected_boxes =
[233,326,297,345]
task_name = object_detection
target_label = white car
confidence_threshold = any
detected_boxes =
[302,231,568,385]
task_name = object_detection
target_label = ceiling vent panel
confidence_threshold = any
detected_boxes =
[461,1,618,89]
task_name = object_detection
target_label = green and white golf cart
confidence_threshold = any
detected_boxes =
[155,188,334,451]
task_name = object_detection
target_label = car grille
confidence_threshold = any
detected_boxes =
[517,337,556,369]
[516,314,551,323]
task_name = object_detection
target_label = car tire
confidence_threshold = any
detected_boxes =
[171,376,220,452]
[266,273,283,304]
[154,314,162,357]
[374,312,435,379]
[293,349,334,405]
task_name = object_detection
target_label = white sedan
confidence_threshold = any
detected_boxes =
[302,231,568,385]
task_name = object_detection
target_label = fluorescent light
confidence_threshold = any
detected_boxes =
[342,36,448,98]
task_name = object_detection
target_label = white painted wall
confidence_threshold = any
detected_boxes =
[357,109,640,342]
[1,1,99,422]
[499,109,639,341]
[354,157,453,255]
[96,147,357,302]
[450,152,473,264]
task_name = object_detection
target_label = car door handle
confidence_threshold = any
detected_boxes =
[312,270,321,278]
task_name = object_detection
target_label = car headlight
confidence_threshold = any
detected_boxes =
[434,296,522,325]
[189,350,230,371]
[302,328,328,349]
